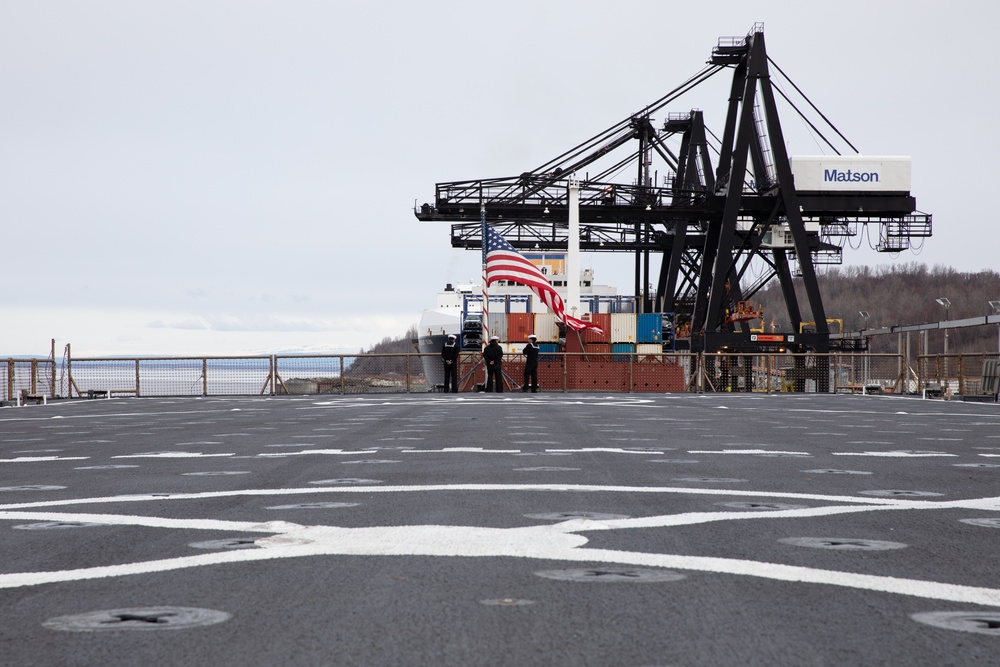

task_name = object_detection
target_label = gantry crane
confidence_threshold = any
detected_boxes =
[415,24,931,387]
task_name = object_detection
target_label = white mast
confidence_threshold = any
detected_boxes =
[567,177,581,317]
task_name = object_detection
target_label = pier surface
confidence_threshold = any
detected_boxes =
[2,393,1000,666]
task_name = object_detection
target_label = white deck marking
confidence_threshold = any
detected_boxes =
[2,494,1000,606]
[0,456,90,463]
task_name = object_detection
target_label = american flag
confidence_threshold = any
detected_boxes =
[483,224,604,333]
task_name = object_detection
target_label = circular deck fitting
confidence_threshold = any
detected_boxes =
[959,518,1000,529]
[717,502,809,511]
[0,485,66,492]
[524,512,630,521]
[308,478,382,485]
[189,538,261,550]
[802,469,872,475]
[779,537,907,551]
[14,521,105,530]
[911,611,1000,635]
[672,477,747,484]
[858,490,944,497]
[267,502,361,510]
[535,567,686,583]
[480,598,537,606]
[43,607,231,632]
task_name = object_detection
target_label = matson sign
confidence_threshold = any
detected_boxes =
[790,155,911,192]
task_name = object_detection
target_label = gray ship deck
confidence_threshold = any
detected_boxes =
[2,393,1000,666]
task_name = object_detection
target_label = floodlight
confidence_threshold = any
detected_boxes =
[936,298,951,308]
[990,300,1000,314]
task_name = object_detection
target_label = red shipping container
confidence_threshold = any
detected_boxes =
[581,313,611,343]
[507,313,534,342]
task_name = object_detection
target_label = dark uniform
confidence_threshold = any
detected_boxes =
[522,335,539,392]
[441,335,459,393]
[483,337,504,392]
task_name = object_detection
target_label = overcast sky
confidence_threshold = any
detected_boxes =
[2,1,996,357]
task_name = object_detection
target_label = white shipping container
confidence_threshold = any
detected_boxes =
[487,312,508,343]
[636,344,662,360]
[611,313,636,343]
[503,342,525,356]
[790,155,911,192]
[533,313,560,342]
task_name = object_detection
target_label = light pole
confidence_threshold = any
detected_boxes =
[990,300,1000,355]
[859,311,871,386]
[936,298,951,388]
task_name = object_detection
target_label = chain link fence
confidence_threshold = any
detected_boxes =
[2,352,998,401]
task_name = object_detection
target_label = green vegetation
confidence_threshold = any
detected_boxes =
[753,264,1000,353]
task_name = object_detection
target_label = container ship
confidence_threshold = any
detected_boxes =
[415,253,681,391]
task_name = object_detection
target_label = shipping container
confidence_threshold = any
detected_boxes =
[611,313,636,343]
[611,342,635,362]
[583,343,612,362]
[487,312,508,343]
[581,313,611,343]
[533,313,560,342]
[508,312,534,342]
[539,342,560,362]
[636,343,662,361]
[636,313,663,343]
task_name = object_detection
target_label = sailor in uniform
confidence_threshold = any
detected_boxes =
[483,335,504,393]
[441,334,459,393]
[522,334,539,392]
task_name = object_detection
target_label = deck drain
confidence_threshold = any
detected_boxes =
[0,485,66,492]
[911,611,1000,635]
[182,471,250,476]
[525,512,630,521]
[267,502,360,510]
[75,465,139,470]
[43,607,230,632]
[717,502,808,511]
[189,538,261,550]
[672,477,746,483]
[14,521,105,530]
[480,598,536,606]
[515,467,581,472]
[858,490,943,497]
[802,469,872,475]
[779,537,907,551]
[535,567,685,583]
[308,478,382,485]
[959,518,1000,528]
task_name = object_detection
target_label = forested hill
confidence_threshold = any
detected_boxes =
[752,264,1000,354]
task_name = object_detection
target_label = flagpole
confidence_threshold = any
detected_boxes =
[480,204,489,357]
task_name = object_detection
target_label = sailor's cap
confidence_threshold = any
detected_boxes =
[528,333,537,338]
[447,334,456,339]
[490,335,500,341]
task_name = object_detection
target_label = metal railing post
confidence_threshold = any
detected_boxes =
[135,359,141,397]
[202,358,208,396]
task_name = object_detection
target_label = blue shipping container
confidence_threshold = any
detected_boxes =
[611,343,635,362]
[636,313,662,343]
